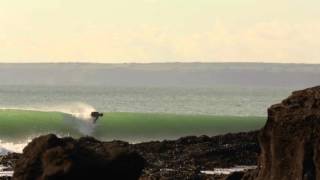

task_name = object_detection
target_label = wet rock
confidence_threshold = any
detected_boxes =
[4,130,260,180]
[0,153,21,170]
[251,86,320,180]
[135,131,260,179]
[12,134,145,180]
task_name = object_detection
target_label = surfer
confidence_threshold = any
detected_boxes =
[91,111,103,123]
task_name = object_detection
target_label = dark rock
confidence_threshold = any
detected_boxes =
[241,169,257,180]
[250,86,320,180]
[0,177,11,180]
[223,169,257,180]
[4,130,260,180]
[0,153,21,169]
[223,171,245,180]
[135,131,260,179]
[12,134,145,180]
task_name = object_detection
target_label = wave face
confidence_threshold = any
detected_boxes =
[0,102,266,154]
[0,109,266,153]
[0,102,96,121]
[0,103,97,136]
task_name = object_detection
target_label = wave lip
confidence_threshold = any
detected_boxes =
[0,102,96,121]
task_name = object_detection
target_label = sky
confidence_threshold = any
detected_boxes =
[0,0,319,64]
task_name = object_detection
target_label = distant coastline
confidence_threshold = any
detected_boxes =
[0,62,319,88]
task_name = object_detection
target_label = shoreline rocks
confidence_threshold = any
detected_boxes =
[1,130,260,180]
[0,153,20,170]
[134,131,260,179]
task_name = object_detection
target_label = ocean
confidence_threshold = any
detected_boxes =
[0,85,288,154]
[0,63,319,154]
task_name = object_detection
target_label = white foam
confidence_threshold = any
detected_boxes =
[0,148,9,156]
[43,103,98,135]
[0,165,13,177]
[0,140,30,155]
[201,166,257,175]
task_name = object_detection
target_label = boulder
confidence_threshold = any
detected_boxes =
[254,86,320,180]
[12,134,145,180]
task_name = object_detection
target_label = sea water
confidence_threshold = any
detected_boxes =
[0,85,292,154]
[0,85,291,116]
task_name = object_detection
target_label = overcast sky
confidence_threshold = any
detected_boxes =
[0,0,319,63]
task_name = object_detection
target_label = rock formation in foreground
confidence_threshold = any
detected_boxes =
[12,134,145,180]
[234,86,320,180]
[3,131,260,180]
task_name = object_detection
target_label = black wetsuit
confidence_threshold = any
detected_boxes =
[91,112,103,123]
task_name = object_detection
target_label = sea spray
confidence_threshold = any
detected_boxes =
[42,103,98,135]
[63,114,96,135]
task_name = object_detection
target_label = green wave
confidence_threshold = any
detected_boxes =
[0,110,266,142]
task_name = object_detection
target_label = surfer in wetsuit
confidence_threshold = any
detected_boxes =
[91,112,103,123]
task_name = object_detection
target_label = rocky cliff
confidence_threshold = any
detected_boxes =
[240,86,320,180]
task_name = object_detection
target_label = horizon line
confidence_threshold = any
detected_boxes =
[0,61,319,65]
